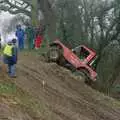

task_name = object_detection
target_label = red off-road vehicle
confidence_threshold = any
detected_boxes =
[46,39,97,82]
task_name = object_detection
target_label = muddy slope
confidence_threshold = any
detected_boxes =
[0,95,35,120]
[9,53,119,120]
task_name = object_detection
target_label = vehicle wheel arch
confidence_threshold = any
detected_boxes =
[50,43,63,50]
[77,67,90,76]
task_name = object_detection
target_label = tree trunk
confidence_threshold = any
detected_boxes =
[31,0,39,26]
[38,0,57,41]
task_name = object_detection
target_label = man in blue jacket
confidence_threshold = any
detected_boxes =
[15,24,25,50]
[3,39,18,78]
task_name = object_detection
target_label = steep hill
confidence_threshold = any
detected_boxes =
[0,52,120,120]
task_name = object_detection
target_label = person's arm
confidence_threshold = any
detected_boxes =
[15,30,18,37]
[15,47,18,62]
[12,46,17,62]
[12,47,15,56]
[22,29,25,38]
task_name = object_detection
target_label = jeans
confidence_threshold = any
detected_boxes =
[8,64,16,77]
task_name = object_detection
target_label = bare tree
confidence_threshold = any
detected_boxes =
[0,0,57,39]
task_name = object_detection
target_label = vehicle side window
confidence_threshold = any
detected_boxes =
[72,46,90,60]
[72,47,81,56]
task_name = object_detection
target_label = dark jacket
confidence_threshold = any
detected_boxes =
[12,45,18,64]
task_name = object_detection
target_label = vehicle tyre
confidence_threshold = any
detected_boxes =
[47,46,60,62]
[73,70,86,80]
[73,70,90,83]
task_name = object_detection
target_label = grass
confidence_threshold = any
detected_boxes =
[21,45,48,55]
[0,82,16,94]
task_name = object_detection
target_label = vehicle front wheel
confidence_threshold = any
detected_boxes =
[47,46,60,62]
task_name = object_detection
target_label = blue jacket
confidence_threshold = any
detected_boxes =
[16,28,25,39]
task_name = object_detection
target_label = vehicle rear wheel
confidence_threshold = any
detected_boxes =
[85,78,93,85]
[73,70,86,80]
[73,70,91,84]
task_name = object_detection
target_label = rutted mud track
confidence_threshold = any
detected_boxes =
[15,53,120,120]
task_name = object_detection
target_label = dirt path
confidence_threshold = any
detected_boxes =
[11,53,120,120]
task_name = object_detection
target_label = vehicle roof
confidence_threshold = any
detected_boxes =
[54,39,96,54]
[74,45,96,54]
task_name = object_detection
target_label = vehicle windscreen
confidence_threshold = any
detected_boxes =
[88,56,98,70]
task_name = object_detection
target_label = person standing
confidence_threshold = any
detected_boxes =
[3,39,18,77]
[35,24,45,49]
[35,34,43,49]
[25,23,35,50]
[15,24,25,50]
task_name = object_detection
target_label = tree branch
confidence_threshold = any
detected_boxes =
[0,0,31,16]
